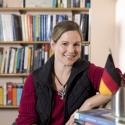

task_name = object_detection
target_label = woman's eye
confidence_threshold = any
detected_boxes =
[62,42,68,46]
[74,43,81,46]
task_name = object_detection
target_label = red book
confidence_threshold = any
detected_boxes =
[6,82,13,105]
[12,84,17,106]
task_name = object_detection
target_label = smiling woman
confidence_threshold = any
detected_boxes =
[15,21,112,125]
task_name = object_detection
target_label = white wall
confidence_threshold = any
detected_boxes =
[90,0,115,67]
[115,0,125,73]
[0,110,18,125]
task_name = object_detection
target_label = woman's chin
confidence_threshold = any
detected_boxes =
[63,62,75,66]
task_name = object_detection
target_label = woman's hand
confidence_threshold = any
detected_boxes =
[65,94,111,125]
[65,110,78,125]
[79,94,112,111]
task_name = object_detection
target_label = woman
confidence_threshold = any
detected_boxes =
[16,21,111,125]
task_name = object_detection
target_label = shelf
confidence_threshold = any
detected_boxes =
[0,105,18,109]
[0,41,90,45]
[0,41,50,45]
[0,7,89,13]
[0,73,29,77]
[82,41,90,45]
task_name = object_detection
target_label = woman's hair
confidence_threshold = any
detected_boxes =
[51,20,83,43]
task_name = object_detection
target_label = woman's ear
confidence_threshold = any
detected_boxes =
[50,40,56,51]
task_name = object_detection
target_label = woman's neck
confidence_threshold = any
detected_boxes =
[54,62,72,78]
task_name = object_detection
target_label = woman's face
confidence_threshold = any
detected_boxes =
[51,31,82,66]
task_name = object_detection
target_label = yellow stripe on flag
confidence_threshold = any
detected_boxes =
[99,79,112,95]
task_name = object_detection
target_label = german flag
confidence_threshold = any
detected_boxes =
[99,54,121,95]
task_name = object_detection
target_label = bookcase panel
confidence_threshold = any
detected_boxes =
[0,0,91,109]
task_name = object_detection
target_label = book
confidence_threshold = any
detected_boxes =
[74,108,125,125]
[6,82,13,105]
[17,83,23,106]
[3,0,23,7]
[12,84,17,106]
[0,86,3,105]
[0,47,3,71]
[25,0,52,8]
[0,0,3,7]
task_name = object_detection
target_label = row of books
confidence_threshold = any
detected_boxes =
[0,14,66,41]
[0,82,23,106]
[0,44,50,74]
[74,108,125,125]
[0,0,90,8]
[0,13,89,41]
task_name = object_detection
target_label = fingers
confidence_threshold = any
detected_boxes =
[65,114,74,125]
[65,110,79,125]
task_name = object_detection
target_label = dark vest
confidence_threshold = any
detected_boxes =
[32,56,96,125]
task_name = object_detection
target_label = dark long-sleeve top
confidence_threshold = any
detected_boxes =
[16,64,103,125]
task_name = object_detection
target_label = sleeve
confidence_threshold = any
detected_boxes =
[88,63,104,92]
[16,74,38,125]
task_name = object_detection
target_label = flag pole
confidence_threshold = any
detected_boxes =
[109,48,112,55]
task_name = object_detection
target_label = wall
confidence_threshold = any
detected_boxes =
[0,110,18,125]
[90,0,115,67]
[115,0,125,72]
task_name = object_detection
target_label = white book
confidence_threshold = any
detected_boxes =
[4,47,10,74]
[3,0,23,7]
[3,84,6,106]
[24,46,29,71]
[74,13,81,26]
[21,14,26,41]
[9,48,16,74]
[25,0,52,8]
[1,14,7,41]
[84,46,89,55]
[46,15,51,41]
[0,47,6,73]
[80,0,85,8]
[52,14,56,29]
[6,14,14,41]
[62,0,67,8]
[24,14,29,41]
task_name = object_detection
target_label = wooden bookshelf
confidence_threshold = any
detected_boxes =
[0,73,29,77]
[0,41,50,45]
[0,4,90,111]
[0,41,90,45]
[0,105,18,109]
[0,7,89,13]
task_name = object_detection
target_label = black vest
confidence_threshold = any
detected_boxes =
[32,56,96,125]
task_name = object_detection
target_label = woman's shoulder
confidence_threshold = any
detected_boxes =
[88,62,104,70]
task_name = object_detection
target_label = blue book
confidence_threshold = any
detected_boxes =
[17,83,23,106]
[51,0,57,8]
[74,108,125,125]
[85,0,91,8]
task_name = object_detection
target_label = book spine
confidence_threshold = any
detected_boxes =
[17,84,23,106]
[75,113,115,125]
[0,86,3,105]
[12,84,17,106]
[6,82,13,105]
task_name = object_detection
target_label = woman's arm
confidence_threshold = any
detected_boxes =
[65,94,111,125]
[16,74,38,125]
[79,94,111,111]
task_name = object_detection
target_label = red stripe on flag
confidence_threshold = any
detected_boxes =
[102,69,119,93]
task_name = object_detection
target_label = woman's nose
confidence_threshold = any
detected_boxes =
[68,45,75,53]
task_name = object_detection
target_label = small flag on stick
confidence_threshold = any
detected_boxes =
[99,54,121,95]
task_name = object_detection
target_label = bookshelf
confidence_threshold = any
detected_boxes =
[0,7,89,12]
[0,3,90,109]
